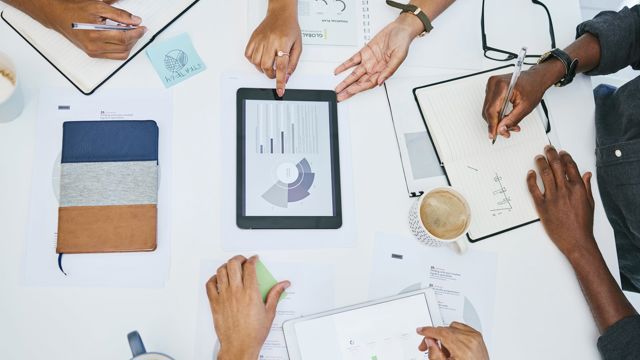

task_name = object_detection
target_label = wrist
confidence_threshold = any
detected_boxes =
[218,347,259,360]
[564,236,601,267]
[267,0,297,16]
[395,12,425,39]
[530,58,567,89]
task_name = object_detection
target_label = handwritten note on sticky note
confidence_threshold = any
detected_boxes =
[146,33,206,88]
[256,260,287,302]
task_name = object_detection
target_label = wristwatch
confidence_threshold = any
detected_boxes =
[538,48,579,87]
[385,0,433,37]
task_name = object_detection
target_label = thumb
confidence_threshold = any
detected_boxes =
[496,104,530,137]
[265,281,290,314]
[424,338,448,360]
[583,171,595,207]
[96,3,142,25]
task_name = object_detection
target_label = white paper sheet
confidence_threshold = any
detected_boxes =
[247,0,483,69]
[370,233,497,353]
[194,259,336,360]
[23,88,173,287]
[219,73,356,250]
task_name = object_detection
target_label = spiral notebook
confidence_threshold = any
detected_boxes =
[413,66,551,242]
[1,0,199,95]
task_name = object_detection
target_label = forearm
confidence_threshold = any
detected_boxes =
[3,0,54,27]
[529,33,601,89]
[568,239,637,333]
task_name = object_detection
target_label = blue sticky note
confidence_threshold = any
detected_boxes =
[146,33,206,88]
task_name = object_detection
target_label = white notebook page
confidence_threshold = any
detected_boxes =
[415,68,550,239]
[2,0,195,93]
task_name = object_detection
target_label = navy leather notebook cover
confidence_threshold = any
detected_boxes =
[61,120,159,163]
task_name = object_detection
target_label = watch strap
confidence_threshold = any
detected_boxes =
[539,48,579,87]
[385,0,433,36]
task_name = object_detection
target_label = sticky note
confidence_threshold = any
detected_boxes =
[145,33,206,88]
[256,260,287,302]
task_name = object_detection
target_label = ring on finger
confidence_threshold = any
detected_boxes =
[277,50,290,57]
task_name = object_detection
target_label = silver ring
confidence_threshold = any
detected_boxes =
[277,50,290,57]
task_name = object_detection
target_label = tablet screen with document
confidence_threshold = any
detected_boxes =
[283,289,442,360]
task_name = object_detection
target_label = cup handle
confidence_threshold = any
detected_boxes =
[453,237,468,254]
[127,331,147,357]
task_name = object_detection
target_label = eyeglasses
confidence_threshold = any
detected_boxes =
[481,0,556,65]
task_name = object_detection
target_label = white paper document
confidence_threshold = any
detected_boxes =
[219,73,356,251]
[414,68,551,240]
[2,0,196,93]
[23,88,173,287]
[370,233,497,352]
[194,259,335,360]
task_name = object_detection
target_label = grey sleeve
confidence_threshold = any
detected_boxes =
[597,315,640,360]
[575,5,640,75]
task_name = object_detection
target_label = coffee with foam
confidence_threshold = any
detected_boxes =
[419,189,470,240]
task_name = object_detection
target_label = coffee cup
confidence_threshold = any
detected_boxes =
[408,186,471,253]
[128,331,175,360]
[0,51,23,123]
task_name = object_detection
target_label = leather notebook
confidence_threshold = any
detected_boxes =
[57,120,159,254]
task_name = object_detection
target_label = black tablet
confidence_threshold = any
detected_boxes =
[236,88,342,229]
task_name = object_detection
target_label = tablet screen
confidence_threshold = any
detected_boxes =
[292,293,433,359]
[244,99,334,216]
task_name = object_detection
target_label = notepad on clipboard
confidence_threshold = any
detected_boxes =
[1,0,199,95]
[413,66,550,242]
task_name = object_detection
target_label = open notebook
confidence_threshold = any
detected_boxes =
[1,0,199,95]
[413,66,550,242]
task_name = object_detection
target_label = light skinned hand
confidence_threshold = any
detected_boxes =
[334,13,422,102]
[526,146,598,262]
[37,0,146,60]
[206,255,290,360]
[245,0,302,97]
[482,69,550,140]
[417,322,490,360]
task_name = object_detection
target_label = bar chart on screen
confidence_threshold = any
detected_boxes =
[254,101,320,155]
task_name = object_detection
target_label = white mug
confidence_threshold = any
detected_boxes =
[408,186,471,253]
[128,331,174,360]
[0,51,24,123]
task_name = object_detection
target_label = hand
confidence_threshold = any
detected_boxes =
[36,0,146,60]
[245,0,302,97]
[334,13,422,102]
[527,146,599,262]
[417,322,489,360]
[206,255,290,360]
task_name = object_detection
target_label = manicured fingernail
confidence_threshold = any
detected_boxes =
[132,15,142,23]
[416,327,424,333]
[535,155,544,160]
[284,281,291,289]
[528,170,534,175]
[277,88,284,97]
[499,125,507,133]
[545,145,554,151]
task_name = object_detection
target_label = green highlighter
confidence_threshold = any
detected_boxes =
[256,260,287,302]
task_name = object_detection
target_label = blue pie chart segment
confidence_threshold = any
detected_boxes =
[262,158,315,208]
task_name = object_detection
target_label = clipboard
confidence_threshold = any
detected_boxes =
[412,65,552,242]
[1,0,200,95]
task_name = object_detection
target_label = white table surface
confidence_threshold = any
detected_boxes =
[0,0,619,359]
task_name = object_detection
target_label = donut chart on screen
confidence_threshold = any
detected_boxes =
[262,158,315,208]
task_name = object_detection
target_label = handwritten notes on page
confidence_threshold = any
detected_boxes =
[414,68,550,240]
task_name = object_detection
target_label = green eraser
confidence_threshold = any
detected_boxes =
[256,260,287,302]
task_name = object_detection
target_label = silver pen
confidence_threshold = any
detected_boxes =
[493,46,528,145]
[71,23,137,31]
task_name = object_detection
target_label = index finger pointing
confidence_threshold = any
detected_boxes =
[335,52,362,75]
[275,52,289,97]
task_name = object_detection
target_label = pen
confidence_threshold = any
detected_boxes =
[71,23,137,31]
[493,46,528,145]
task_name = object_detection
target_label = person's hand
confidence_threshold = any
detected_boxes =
[36,0,146,60]
[482,68,553,141]
[334,13,423,102]
[206,255,290,360]
[527,146,599,262]
[417,322,489,360]
[245,0,302,97]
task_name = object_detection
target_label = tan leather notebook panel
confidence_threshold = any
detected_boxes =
[57,204,157,254]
